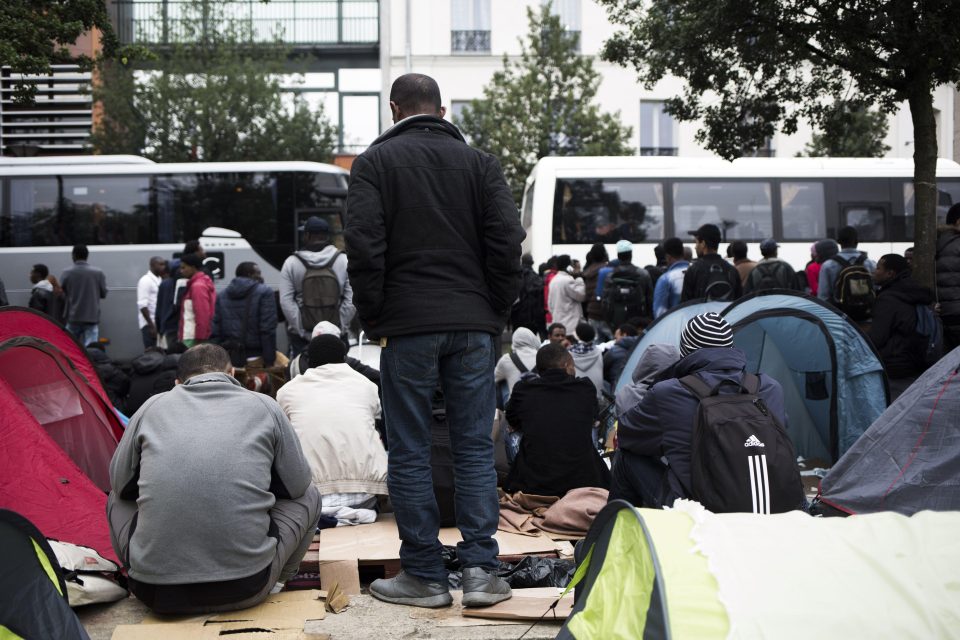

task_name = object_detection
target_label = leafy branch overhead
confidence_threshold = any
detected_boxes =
[92,0,337,163]
[0,0,118,103]
[597,0,960,288]
[456,4,633,203]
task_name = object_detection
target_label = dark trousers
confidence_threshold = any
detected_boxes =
[140,326,156,349]
[609,450,673,509]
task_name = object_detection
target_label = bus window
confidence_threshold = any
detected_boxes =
[673,181,772,240]
[781,182,826,240]
[843,205,886,241]
[61,176,151,245]
[6,178,59,246]
[900,180,960,239]
[521,181,535,229]
[553,178,663,244]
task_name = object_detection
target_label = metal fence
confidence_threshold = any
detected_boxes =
[113,0,379,45]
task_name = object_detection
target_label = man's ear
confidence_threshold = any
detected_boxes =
[174,378,182,386]
[439,105,447,119]
[229,367,236,378]
[389,100,402,123]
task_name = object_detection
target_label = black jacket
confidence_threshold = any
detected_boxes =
[344,115,526,339]
[211,277,278,365]
[603,335,641,387]
[936,227,960,319]
[86,348,129,409]
[504,369,610,497]
[125,350,179,415]
[869,272,933,378]
[681,254,743,302]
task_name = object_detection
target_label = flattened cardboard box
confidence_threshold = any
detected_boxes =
[115,590,326,639]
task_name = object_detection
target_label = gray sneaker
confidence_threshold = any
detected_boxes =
[369,570,453,608]
[461,567,512,608]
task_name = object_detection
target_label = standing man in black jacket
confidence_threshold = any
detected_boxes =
[344,74,525,609]
[869,254,934,399]
[681,224,742,302]
[936,204,960,351]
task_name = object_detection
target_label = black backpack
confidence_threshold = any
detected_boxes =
[296,252,342,331]
[916,303,945,368]
[831,253,875,320]
[602,267,648,325]
[702,262,736,301]
[512,268,545,330]
[751,260,796,292]
[677,373,804,514]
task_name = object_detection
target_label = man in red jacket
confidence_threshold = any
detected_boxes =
[178,254,216,346]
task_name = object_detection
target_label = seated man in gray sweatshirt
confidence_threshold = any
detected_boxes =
[108,343,321,614]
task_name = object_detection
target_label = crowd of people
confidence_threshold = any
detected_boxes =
[11,72,959,619]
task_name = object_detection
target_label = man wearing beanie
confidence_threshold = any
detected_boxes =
[611,312,787,508]
[277,334,388,523]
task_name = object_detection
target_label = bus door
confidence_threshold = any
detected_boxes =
[839,202,888,243]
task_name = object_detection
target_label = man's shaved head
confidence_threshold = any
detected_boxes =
[389,73,443,121]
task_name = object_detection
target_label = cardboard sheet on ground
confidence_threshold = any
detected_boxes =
[125,590,326,638]
[312,514,557,563]
[461,592,573,622]
[408,588,571,627]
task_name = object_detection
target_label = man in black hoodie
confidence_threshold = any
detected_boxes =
[869,254,934,399]
[344,73,524,609]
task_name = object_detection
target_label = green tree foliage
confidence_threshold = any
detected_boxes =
[0,0,117,102]
[456,5,633,203]
[92,0,337,163]
[802,101,890,158]
[598,0,960,287]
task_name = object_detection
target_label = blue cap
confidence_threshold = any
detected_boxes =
[616,239,633,254]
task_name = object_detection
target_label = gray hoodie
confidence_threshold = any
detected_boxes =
[614,343,681,419]
[279,244,355,339]
[570,343,605,398]
[494,327,541,394]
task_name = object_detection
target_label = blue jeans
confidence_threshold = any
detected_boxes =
[67,322,99,348]
[380,331,500,582]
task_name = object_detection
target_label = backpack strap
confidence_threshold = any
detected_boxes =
[853,252,867,266]
[294,252,309,269]
[741,372,760,394]
[678,374,712,398]
[509,352,528,373]
[831,255,851,268]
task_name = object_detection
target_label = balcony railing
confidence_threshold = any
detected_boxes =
[639,147,678,157]
[451,30,491,54]
[113,0,379,46]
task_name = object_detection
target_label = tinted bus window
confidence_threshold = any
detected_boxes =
[522,181,535,229]
[781,182,826,240]
[6,178,58,246]
[673,181,772,240]
[61,176,152,245]
[900,180,960,239]
[553,178,664,243]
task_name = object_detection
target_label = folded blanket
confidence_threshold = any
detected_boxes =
[534,487,608,537]
[498,491,558,536]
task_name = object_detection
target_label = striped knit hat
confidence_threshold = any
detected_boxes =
[679,312,734,356]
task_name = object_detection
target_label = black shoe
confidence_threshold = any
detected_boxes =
[369,570,453,608]
[461,567,512,608]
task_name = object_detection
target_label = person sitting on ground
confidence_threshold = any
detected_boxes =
[86,343,129,408]
[211,261,278,368]
[614,343,681,424]
[652,237,689,318]
[287,321,380,388]
[869,254,935,400]
[603,323,641,388]
[682,224,742,302]
[494,327,540,398]
[545,322,566,346]
[611,313,787,508]
[745,239,801,293]
[277,335,388,524]
[568,321,605,398]
[108,344,319,615]
[124,347,180,416]
[504,343,610,497]
[728,240,757,286]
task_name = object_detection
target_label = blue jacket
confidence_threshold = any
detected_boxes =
[211,277,278,365]
[653,260,688,318]
[617,347,786,498]
[603,335,640,387]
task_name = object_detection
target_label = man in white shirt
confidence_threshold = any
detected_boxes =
[137,257,166,350]
[276,334,387,526]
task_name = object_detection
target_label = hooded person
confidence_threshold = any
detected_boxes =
[125,349,180,415]
[568,322,605,398]
[614,343,681,420]
[610,312,788,509]
[211,262,278,367]
[494,327,541,396]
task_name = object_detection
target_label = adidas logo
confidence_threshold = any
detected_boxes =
[744,435,765,448]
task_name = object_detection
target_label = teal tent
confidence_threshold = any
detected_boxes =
[616,291,888,462]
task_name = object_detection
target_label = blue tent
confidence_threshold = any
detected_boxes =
[616,291,888,462]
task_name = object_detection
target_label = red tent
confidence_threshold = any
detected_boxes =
[0,307,123,562]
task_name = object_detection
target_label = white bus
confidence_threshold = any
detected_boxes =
[520,156,960,270]
[0,159,348,359]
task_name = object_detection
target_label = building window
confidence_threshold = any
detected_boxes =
[542,0,581,51]
[451,0,491,54]
[639,101,677,156]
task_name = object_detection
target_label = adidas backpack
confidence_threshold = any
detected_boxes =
[831,253,875,320]
[296,252,342,331]
[678,374,804,514]
[602,267,648,326]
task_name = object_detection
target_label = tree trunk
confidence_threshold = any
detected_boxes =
[909,87,938,290]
